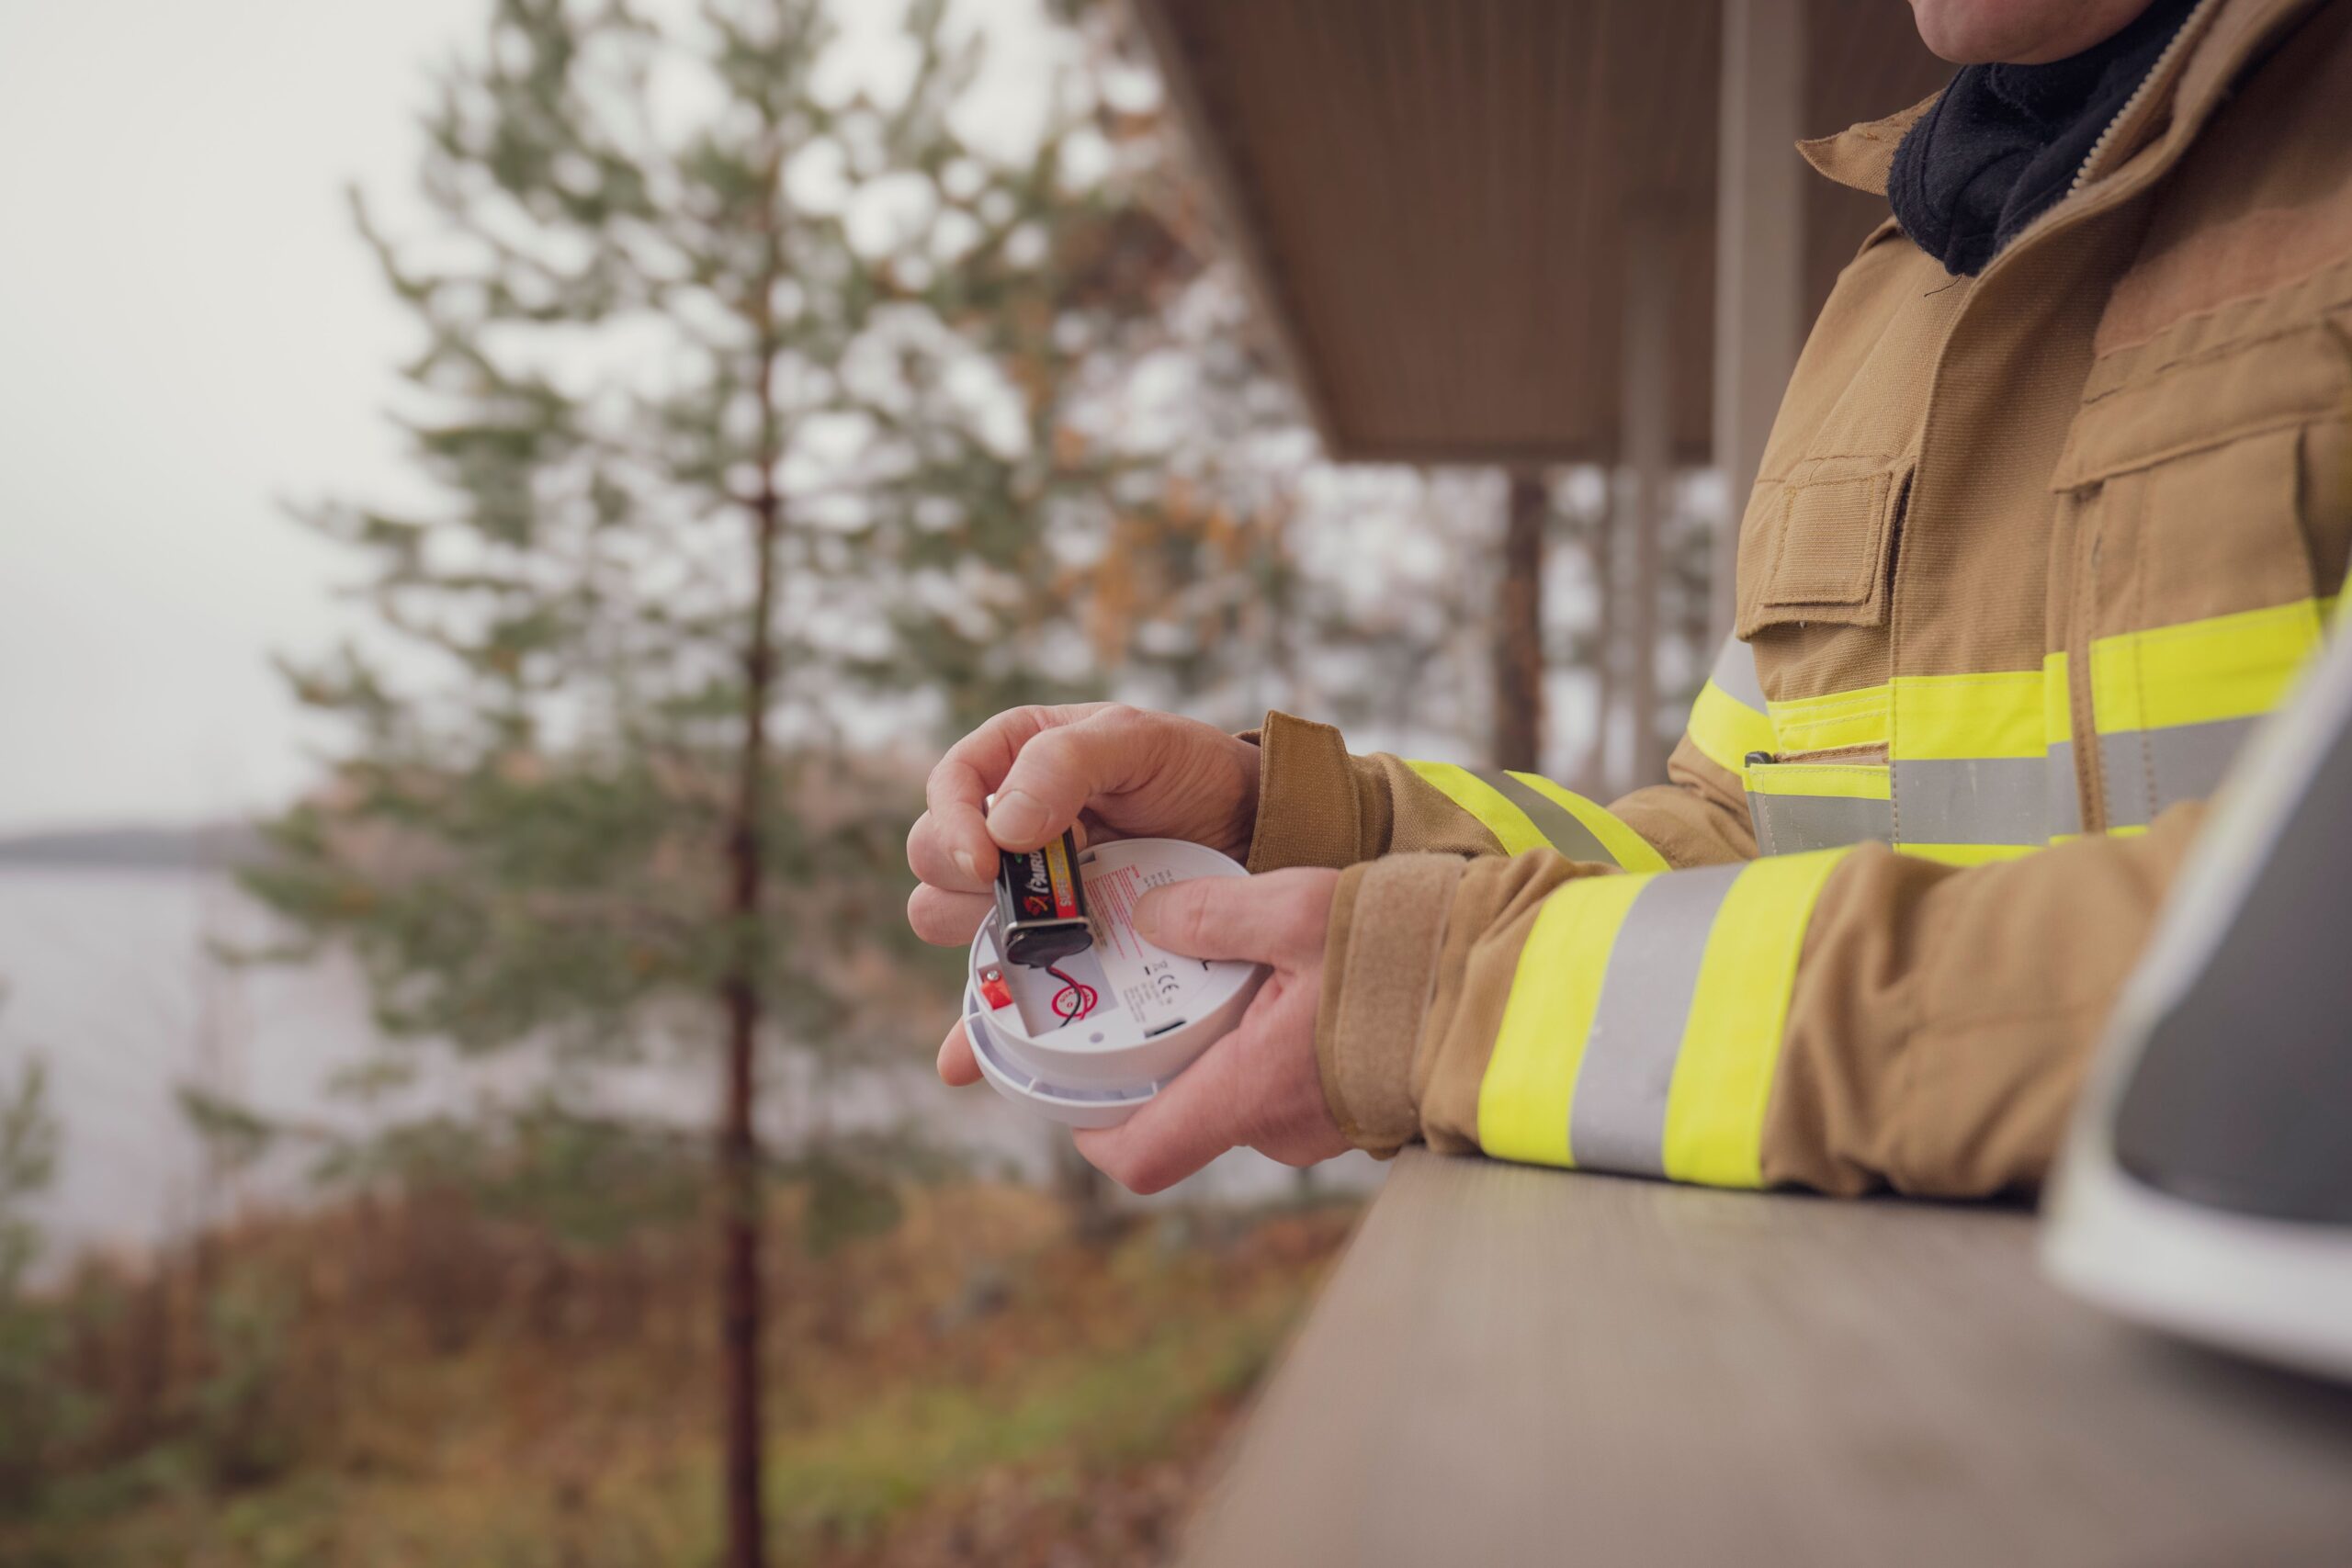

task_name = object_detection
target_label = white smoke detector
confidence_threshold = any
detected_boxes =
[963,837,1266,1128]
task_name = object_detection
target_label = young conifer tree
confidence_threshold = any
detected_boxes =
[0,1029,70,1506]
[245,2,1198,1560]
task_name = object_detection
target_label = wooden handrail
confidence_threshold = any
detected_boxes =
[1180,1148,2352,1566]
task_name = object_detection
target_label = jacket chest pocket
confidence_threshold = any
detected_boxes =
[1730,452,1913,856]
[1733,453,1913,639]
[2052,315,2351,830]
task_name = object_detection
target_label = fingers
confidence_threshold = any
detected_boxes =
[936,1019,980,1088]
[1133,867,1339,968]
[1069,974,1326,1191]
[1074,975,1341,1194]
[908,811,992,894]
[985,705,1159,851]
[908,885,992,946]
[923,707,1062,882]
[1073,1031,1248,1194]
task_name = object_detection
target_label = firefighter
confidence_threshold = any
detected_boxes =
[907,0,2352,1197]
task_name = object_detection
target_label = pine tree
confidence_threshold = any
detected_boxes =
[243,2,1202,1560]
[0,1006,74,1506]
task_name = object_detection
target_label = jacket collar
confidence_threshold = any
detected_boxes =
[1794,0,2313,200]
[1798,96,1935,197]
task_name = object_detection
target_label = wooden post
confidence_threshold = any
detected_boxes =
[1493,470,1548,774]
[1585,486,1622,797]
[1712,0,1805,644]
[1624,213,1672,787]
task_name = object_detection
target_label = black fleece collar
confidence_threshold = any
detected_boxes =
[1889,0,2199,276]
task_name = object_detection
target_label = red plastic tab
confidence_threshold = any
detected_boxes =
[979,968,1013,1010]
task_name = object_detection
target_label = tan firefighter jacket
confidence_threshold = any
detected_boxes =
[1245,0,2352,1196]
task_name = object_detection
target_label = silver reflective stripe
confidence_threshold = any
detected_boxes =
[1890,756,2047,844]
[1708,635,1769,710]
[2046,741,2083,837]
[1483,771,1616,864]
[1747,792,1893,854]
[2099,716,2261,828]
[1567,863,1740,1177]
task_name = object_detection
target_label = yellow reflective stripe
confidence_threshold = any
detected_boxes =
[2090,598,2327,733]
[1508,772,1670,872]
[1482,851,1854,1186]
[1743,761,1890,799]
[1757,598,2336,765]
[1896,842,2039,866]
[1687,680,1778,781]
[1477,871,1654,1167]
[1768,683,1890,754]
[2042,650,2071,747]
[1661,848,1851,1188]
[1890,671,2045,761]
[1401,761,1549,855]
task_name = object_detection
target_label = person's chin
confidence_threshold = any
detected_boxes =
[1906,0,2032,64]
[1908,0,2153,65]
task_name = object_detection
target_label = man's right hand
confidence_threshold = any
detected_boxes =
[903,703,1261,950]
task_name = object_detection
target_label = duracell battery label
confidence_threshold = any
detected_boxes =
[995,829,1092,967]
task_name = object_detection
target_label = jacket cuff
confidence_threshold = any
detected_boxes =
[1243,710,1391,873]
[1317,852,1466,1156]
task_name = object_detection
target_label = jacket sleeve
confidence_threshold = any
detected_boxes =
[1245,636,1776,875]
[1316,802,2206,1196]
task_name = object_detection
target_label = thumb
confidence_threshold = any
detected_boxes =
[986,706,1154,851]
[1133,867,1333,968]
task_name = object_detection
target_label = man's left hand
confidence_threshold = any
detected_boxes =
[934,866,1350,1192]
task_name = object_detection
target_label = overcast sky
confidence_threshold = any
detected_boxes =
[0,0,1066,833]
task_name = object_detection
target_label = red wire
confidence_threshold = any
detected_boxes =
[1046,964,1097,1026]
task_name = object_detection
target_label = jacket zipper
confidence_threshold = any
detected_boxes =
[2065,524,2107,833]
[2068,0,2223,197]
[1976,0,2224,286]
[1973,0,2222,833]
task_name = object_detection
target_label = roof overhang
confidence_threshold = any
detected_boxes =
[1133,0,1950,466]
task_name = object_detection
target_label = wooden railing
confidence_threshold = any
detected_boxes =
[1179,1148,2352,1566]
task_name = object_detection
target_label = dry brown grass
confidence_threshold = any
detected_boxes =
[2,1178,1358,1567]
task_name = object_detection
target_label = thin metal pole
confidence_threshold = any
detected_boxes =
[1712,0,1805,643]
[1624,213,1671,786]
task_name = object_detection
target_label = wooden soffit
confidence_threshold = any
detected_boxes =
[1134,0,1951,465]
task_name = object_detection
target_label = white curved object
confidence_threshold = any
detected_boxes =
[963,838,1266,1128]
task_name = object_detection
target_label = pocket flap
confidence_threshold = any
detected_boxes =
[2052,321,2351,491]
[1734,454,1911,638]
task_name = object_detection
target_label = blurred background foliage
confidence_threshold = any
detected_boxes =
[0,0,1709,1562]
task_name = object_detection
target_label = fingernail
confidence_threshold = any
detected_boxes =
[953,848,982,882]
[987,790,1049,845]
